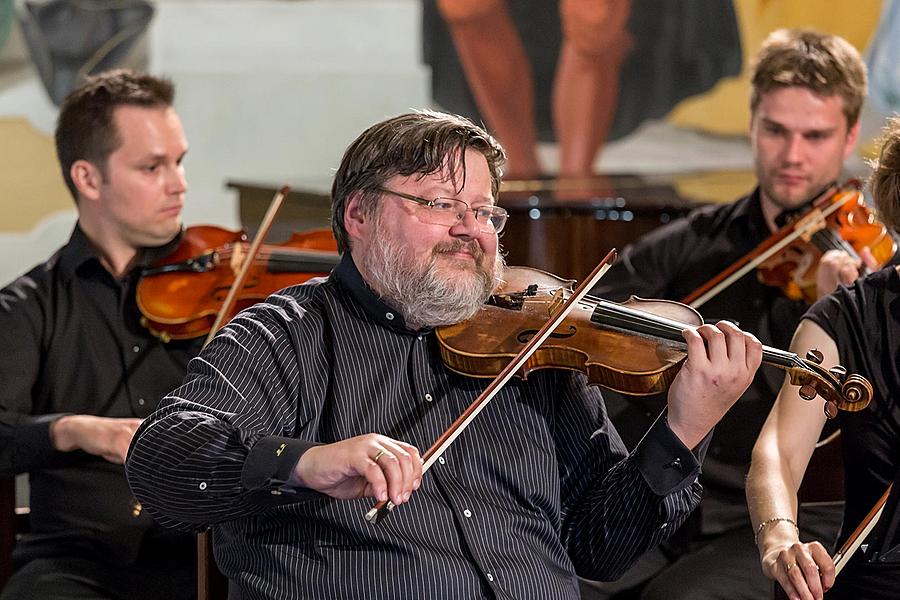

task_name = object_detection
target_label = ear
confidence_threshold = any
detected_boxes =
[843,120,861,160]
[70,159,104,202]
[344,192,371,243]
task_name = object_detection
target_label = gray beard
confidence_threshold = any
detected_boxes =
[360,234,504,330]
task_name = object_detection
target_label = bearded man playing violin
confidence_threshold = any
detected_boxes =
[0,70,200,599]
[583,29,900,600]
[126,110,762,599]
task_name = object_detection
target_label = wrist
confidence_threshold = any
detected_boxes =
[49,415,76,451]
[755,516,799,547]
[288,447,315,489]
[665,415,708,451]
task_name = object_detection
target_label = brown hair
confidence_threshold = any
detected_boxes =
[750,29,867,127]
[55,69,175,200]
[330,110,506,253]
[869,117,900,234]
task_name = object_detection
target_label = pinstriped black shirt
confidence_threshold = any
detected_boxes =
[126,254,705,599]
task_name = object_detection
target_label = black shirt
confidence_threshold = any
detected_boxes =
[127,254,708,600]
[591,189,812,533]
[804,266,900,598]
[0,225,201,565]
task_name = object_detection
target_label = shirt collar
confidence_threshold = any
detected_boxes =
[730,187,770,239]
[57,224,184,283]
[331,253,424,335]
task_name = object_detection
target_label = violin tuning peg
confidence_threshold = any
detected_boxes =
[806,349,824,364]
[829,365,848,381]
[799,385,817,401]
[823,400,838,420]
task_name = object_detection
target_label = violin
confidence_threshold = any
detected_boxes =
[137,224,340,341]
[437,266,872,416]
[685,182,898,308]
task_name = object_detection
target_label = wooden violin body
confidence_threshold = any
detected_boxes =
[137,225,340,341]
[757,184,898,303]
[438,267,702,396]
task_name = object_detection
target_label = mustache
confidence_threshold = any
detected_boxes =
[432,239,484,262]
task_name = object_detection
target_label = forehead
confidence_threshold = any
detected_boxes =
[110,105,187,153]
[399,149,492,195]
[753,86,849,130]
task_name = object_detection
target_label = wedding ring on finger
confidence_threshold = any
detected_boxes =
[373,450,385,463]
[786,562,797,572]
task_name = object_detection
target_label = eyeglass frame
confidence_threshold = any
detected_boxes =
[375,186,508,234]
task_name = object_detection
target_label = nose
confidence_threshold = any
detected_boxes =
[783,134,805,165]
[448,207,480,239]
[168,164,188,195]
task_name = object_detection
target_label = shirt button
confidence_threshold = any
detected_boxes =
[417,334,424,341]
[199,482,208,491]
[385,312,394,321]
[132,345,140,353]
[137,397,146,406]
[463,508,472,518]
[486,573,494,582]
[438,456,445,465]
[424,393,433,402]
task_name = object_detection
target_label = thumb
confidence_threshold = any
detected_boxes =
[859,246,878,271]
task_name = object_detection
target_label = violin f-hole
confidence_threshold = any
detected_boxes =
[516,325,577,344]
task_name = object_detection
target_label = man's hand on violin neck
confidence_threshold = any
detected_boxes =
[815,248,877,299]
[49,415,143,464]
[666,321,763,449]
[290,433,423,507]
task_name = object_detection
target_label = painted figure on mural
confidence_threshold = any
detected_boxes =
[432,0,742,184]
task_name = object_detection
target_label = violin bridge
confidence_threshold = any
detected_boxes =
[548,288,566,316]
[798,209,827,242]
[230,243,244,275]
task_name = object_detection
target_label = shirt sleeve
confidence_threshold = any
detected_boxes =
[125,293,321,531]
[554,372,705,581]
[0,274,69,474]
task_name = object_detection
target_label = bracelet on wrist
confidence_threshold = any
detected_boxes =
[754,516,799,545]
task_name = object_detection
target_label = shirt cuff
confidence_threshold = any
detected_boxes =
[15,414,66,467]
[241,436,320,492]
[631,410,708,496]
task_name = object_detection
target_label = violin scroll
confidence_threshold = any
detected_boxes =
[783,352,872,419]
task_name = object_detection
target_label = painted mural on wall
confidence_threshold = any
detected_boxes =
[425,0,889,177]
[426,0,743,179]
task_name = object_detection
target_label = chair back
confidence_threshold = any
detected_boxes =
[198,530,229,600]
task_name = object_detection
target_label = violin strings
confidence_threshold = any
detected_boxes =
[580,293,800,367]
[211,247,339,268]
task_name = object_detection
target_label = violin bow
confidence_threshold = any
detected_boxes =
[203,186,289,345]
[197,185,288,596]
[683,183,860,309]
[364,249,618,524]
[832,484,893,576]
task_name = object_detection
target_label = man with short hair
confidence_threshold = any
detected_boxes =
[582,29,892,600]
[126,109,762,599]
[0,69,198,599]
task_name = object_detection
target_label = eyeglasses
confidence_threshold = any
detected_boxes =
[377,187,508,234]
